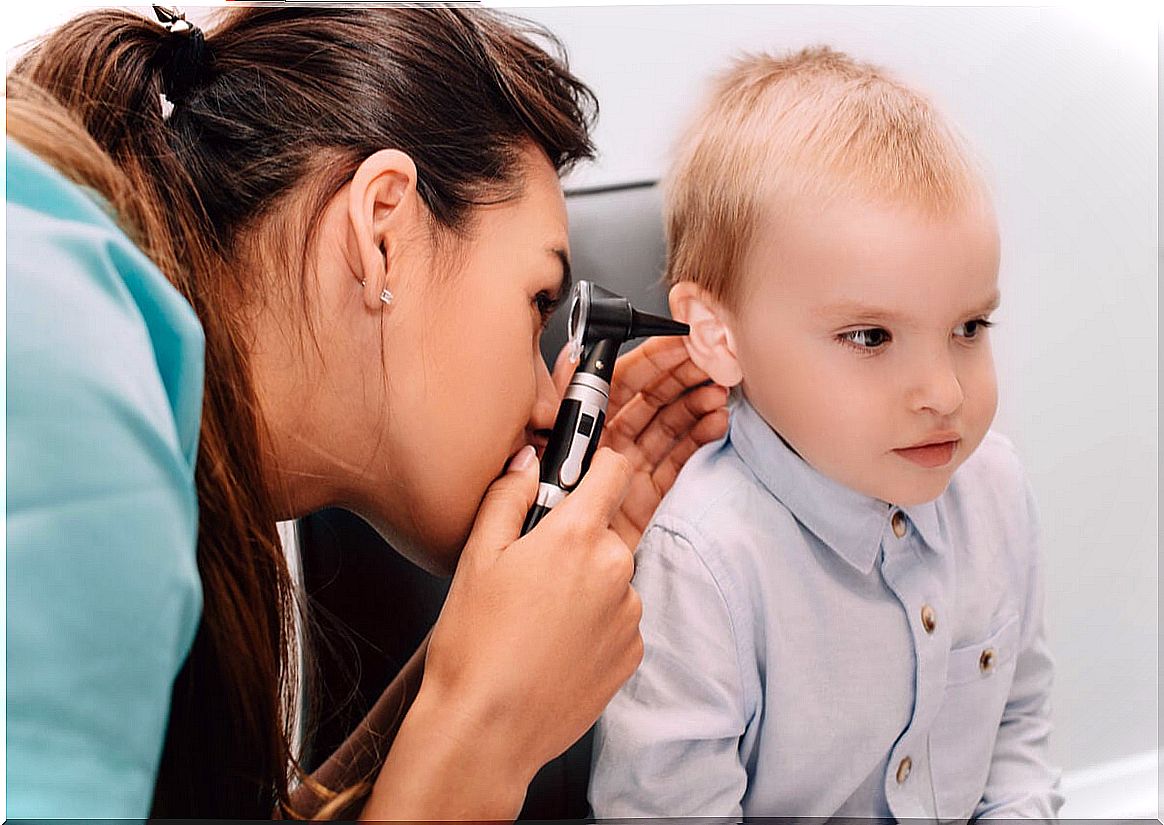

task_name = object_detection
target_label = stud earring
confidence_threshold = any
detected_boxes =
[359,280,394,307]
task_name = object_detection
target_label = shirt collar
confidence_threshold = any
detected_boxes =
[728,396,947,574]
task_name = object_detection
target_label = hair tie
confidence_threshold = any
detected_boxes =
[153,5,211,115]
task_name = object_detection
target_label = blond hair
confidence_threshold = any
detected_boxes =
[665,45,984,307]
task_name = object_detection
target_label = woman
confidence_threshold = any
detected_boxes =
[6,5,729,819]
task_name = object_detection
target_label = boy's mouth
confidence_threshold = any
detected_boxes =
[893,435,960,469]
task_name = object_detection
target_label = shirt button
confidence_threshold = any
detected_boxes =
[921,604,937,634]
[896,756,912,784]
[979,647,996,673]
[891,510,907,538]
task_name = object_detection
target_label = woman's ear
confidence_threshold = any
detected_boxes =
[348,149,420,310]
[668,282,743,388]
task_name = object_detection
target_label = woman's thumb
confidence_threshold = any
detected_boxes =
[462,446,540,563]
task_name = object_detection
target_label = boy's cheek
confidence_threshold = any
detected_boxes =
[963,356,1000,433]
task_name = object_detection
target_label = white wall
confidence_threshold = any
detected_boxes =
[5,2,1159,815]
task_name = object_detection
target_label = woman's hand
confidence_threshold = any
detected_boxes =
[363,446,641,820]
[553,335,730,549]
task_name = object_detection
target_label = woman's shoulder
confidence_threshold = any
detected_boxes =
[6,136,205,594]
[7,138,205,464]
[6,139,206,817]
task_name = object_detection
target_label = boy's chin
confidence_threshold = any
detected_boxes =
[872,472,954,507]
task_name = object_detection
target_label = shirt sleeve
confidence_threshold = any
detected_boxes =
[974,476,1065,818]
[6,195,203,816]
[589,523,751,818]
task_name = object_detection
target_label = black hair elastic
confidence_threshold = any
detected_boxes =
[153,5,211,106]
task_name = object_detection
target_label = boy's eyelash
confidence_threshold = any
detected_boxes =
[837,327,892,352]
[836,318,995,352]
[956,317,996,338]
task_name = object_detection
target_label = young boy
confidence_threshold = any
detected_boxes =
[589,47,1062,820]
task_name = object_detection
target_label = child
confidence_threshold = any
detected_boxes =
[589,46,1062,820]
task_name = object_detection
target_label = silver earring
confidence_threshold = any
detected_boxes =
[379,288,394,305]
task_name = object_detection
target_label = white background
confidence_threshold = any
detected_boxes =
[4,2,1159,817]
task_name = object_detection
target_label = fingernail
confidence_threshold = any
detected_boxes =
[508,445,536,472]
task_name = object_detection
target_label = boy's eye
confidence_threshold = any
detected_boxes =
[839,327,891,350]
[954,318,994,339]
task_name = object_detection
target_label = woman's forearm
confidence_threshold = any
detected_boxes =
[358,678,532,822]
[288,631,533,821]
[288,635,429,818]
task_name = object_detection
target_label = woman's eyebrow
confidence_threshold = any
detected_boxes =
[549,247,573,298]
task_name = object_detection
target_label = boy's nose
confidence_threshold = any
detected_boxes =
[908,355,965,417]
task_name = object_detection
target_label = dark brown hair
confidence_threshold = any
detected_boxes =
[8,5,595,817]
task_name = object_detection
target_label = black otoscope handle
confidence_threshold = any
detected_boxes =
[521,339,618,535]
[521,501,554,534]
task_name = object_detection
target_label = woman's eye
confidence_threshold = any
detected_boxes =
[954,318,994,339]
[839,327,891,350]
[535,290,562,327]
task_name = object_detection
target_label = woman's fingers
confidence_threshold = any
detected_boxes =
[545,335,727,552]
[607,405,730,550]
[550,447,633,530]
[555,337,696,415]
[606,359,716,450]
[609,479,658,546]
[649,407,730,493]
[606,336,692,414]
[551,343,575,397]
[424,446,641,784]
[461,446,540,565]
[605,365,703,446]
[607,382,729,467]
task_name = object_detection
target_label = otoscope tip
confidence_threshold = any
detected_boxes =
[630,308,689,339]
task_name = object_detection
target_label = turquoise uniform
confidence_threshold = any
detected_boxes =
[6,140,205,816]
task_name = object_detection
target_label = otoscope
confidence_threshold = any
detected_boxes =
[521,281,689,535]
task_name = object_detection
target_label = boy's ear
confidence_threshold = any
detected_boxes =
[669,282,743,388]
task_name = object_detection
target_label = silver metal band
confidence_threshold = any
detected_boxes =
[535,482,568,511]
[567,371,611,399]
[564,381,609,407]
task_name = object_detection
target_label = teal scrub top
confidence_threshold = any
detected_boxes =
[6,139,205,816]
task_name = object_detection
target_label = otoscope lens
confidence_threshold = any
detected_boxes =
[566,281,589,364]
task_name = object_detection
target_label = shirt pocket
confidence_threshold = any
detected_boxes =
[927,614,1021,821]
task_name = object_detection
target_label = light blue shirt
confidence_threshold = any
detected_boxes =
[591,397,1063,820]
[6,140,204,816]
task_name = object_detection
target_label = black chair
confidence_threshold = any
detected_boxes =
[299,181,666,818]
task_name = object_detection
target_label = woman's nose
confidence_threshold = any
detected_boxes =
[530,356,561,433]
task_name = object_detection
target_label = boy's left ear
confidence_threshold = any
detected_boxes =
[669,282,743,388]
[348,149,420,310]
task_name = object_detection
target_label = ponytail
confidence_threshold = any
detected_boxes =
[10,11,298,817]
[9,4,597,817]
